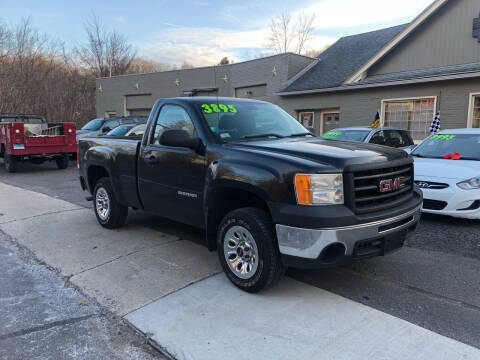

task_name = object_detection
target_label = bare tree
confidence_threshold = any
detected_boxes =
[294,12,316,55]
[267,12,293,54]
[75,15,136,77]
[129,58,170,74]
[267,11,316,55]
[180,61,194,69]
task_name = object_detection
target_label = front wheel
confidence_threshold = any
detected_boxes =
[4,154,18,173]
[93,177,128,229]
[217,207,284,293]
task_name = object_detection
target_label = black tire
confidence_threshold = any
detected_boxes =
[55,154,69,169]
[93,177,128,229]
[4,154,17,173]
[217,207,284,293]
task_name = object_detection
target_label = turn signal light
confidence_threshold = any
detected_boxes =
[295,174,313,205]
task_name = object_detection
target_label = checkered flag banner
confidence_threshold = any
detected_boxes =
[429,112,440,133]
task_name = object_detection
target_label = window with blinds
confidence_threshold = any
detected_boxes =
[471,95,480,128]
[383,98,435,141]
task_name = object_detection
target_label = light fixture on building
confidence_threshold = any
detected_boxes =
[135,82,139,89]
[175,78,180,87]
[223,74,229,83]
[272,66,277,77]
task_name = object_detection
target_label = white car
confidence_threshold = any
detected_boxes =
[411,128,480,219]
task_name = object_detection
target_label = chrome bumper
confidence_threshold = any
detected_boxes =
[276,205,421,259]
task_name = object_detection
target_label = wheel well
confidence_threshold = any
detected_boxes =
[87,165,109,193]
[206,187,271,251]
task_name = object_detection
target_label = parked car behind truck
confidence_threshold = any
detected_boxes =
[323,126,415,150]
[76,116,147,141]
[79,98,422,292]
[0,114,76,172]
[412,128,480,219]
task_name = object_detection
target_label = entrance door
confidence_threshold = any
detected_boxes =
[321,111,340,134]
[137,104,206,227]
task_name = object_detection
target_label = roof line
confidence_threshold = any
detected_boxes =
[277,70,480,96]
[343,0,449,84]
[96,52,302,80]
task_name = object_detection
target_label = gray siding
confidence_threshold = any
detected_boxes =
[278,78,480,133]
[287,53,316,79]
[370,0,480,76]
[96,53,303,117]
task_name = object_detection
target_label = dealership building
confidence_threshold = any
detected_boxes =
[97,0,480,141]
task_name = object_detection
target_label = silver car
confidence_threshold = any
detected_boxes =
[322,126,415,150]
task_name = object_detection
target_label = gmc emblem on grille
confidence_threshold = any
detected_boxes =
[379,177,406,193]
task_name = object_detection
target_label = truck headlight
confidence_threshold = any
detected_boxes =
[457,176,480,190]
[294,174,344,205]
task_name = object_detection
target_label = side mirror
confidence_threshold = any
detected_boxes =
[102,127,111,133]
[159,129,200,149]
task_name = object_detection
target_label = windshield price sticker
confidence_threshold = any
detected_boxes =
[432,134,455,140]
[323,131,341,139]
[201,104,237,114]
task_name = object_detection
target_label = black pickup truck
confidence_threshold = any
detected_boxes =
[79,97,422,292]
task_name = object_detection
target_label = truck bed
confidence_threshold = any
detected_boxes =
[0,121,77,156]
[78,136,142,208]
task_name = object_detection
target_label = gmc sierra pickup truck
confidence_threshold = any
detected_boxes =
[79,97,422,292]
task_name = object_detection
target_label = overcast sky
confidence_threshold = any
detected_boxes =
[2,0,434,66]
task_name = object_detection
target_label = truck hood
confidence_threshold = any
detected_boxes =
[413,157,480,180]
[228,138,408,170]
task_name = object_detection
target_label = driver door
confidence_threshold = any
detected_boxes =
[137,104,206,227]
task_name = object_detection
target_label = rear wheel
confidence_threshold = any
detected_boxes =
[93,177,128,229]
[4,154,18,173]
[217,207,284,293]
[55,154,69,169]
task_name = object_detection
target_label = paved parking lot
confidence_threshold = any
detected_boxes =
[0,161,479,358]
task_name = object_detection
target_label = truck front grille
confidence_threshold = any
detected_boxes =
[351,164,414,214]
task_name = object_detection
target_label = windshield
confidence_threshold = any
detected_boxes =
[322,130,370,142]
[105,124,134,136]
[125,124,146,137]
[197,101,309,142]
[81,119,104,131]
[0,116,45,124]
[412,134,480,160]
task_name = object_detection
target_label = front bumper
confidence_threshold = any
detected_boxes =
[417,177,480,219]
[276,205,421,268]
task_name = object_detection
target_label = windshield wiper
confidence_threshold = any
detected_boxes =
[243,133,285,139]
[289,132,314,137]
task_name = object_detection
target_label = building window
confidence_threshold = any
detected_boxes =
[468,94,480,128]
[382,97,435,141]
[105,111,117,118]
[298,112,314,128]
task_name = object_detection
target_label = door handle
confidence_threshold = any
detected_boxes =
[144,154,158,164]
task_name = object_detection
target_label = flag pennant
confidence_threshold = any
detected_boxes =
[429,112,440,133]
[369,111,381,128]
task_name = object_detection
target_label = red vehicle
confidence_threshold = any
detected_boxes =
[0,114,76,172]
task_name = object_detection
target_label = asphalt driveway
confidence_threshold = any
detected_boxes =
[0,161,479,354]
